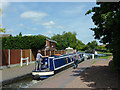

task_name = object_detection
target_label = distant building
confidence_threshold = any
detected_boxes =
[0,34,12,37]
[38,34,57,51]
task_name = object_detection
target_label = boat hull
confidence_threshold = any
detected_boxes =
[32,71,54,79]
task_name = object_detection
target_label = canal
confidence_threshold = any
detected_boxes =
[2,75,42,88]
[1,62,75,88]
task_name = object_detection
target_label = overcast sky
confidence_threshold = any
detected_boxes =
[0,0,102,45]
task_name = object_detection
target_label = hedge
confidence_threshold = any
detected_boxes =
[2,35,46,49]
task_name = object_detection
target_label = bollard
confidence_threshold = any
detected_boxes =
[92,54,94,59]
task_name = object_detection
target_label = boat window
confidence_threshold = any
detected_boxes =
[65,58,68,63]
[70,57,72,61]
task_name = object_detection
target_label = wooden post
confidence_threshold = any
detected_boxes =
[30,49,32,62]
[8,49,10,66]
[21,49,22,58]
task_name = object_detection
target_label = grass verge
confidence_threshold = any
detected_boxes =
[92,61,97,64]
[97,56,112,59]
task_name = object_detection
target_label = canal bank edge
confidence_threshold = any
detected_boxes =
[0,73,32,87]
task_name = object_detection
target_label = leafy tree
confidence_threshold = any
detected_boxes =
[86,2,120,70]
[51,31,85,50]
[0,25,5,33]
[19,32,22,36]
[87,41,98,50]
[76,40,85,50]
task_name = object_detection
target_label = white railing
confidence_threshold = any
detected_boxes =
[20,57,29,67]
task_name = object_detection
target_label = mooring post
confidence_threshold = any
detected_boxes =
[8,49,10,66]
[30,49,32,62]
[21,49,22,66]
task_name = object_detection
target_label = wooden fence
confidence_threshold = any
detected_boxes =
[0,49,66,66]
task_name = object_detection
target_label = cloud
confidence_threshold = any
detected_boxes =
[55,25,70,30]
[42,21,55,26]
[17,24,24,27]
[42,21,55,29]
[20,11,47,22]
[23,34,32,36]
[43,30,53,37]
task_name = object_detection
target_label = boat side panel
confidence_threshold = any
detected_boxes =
[49,58,54,71]
[54,58,66,68]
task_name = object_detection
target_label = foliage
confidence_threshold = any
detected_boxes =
[86,2,120,70]
[51,31,85,50]
[87,40,98,50]
[19,32,22,36]
[2,35,46,49]
[76,39,86,50]
[0,25,5,33]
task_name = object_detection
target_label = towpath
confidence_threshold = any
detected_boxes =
[30,56,119,88]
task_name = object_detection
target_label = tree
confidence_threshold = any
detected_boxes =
[0,25,5,33]
[76,39,85,50]
[87,41,98,50]
[51,31,85,50]
[0,9,5,33]
[19,32,22,36]
[86,2,120,70]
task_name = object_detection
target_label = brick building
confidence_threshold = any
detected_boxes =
[41,38,57,51]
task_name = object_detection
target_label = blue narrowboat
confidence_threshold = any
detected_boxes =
[32,53,84,79]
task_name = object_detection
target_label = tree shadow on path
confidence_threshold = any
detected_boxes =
[72,61,120,89]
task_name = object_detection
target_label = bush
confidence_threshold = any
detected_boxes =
[2,35,46,49]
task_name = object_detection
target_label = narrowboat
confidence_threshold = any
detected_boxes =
[32,52,84,79]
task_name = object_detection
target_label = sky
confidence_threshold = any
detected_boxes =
[0,0,102,45]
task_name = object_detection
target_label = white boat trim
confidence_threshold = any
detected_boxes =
[54,61,74,70]
[53,58,55,70]
[32,71,54,76]
[54,55,74,60]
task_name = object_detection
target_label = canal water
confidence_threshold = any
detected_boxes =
[2,75,42,88]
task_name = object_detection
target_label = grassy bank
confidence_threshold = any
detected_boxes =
[97,56,112,59]
[97,51,112,55]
